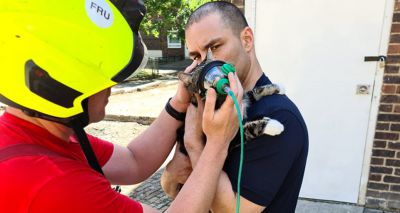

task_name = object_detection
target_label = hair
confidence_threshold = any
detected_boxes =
[185,1,249,36]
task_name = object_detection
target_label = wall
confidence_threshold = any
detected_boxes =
[366,0,400,210]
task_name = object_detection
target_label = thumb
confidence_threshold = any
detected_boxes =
[185,60,198,73]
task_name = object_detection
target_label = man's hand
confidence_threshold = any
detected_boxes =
[170,60,198,112]
[202,72,244,148]
[160,144,193,199]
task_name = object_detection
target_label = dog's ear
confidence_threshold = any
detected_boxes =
[177,71,193,86]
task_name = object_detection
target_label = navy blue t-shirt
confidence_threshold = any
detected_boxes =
[224,74,309,213]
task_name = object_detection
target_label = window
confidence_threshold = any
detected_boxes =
[167,31,181,49]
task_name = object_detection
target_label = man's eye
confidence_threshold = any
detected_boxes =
[210,45,219,51]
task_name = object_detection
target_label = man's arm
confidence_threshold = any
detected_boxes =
[181,87,266,213]
[186,140,265,213]
[167,74,243,212]
[165,73,245,213]
[102,97,188,184]
[103,62,197,185]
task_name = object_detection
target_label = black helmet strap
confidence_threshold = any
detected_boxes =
[69,99,104,175]
[72,126,104,175]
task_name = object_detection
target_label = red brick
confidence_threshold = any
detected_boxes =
[381,95,400,103]
[387,55,400,63]
[384,75,400,84]
[388,142,400,149]
[376,123,390,131]
[379,104,393,112]
[394,13,400,23]
[397,86,400,94]
[391,34,400,43]
[385,65,400,74]
[374,140,387,148]
[386,159,400,167]
[366,198,385,208]
[378,113,400,122]
[380,192,400,200]
[374,132,399,141]
[391,123,400,131]
[371,157,384,165]
[392,24,400,33]
[368,182,389,190]
[381,192,398,200]
[370,174,382,181]
[373,149,396,157]
[370,166,393,174]
[396,1,400,11]
[384,176,400,183]
[395,105,400,113]
[389,45,400,55]
[382,85,397,94]
[391,185,400,192]
[367,190,380,197]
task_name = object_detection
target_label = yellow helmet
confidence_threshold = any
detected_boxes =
[0,0,147,126]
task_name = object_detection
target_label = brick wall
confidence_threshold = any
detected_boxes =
[142,34,162,50]
[141,33,184,58]
[366,0,400,210]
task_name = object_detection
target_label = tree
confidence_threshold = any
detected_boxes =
[140,0,212,40]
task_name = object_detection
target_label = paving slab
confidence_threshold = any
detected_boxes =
[296,199,364,213]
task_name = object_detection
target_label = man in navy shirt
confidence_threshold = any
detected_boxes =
[161,2,308,212]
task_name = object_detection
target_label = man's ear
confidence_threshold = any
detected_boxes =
[240,26,254,53]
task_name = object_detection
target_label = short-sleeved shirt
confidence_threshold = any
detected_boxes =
[0,112,143,213]
[224,74,309,213]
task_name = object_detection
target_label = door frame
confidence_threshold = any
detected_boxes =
[358,0,394,205]
[245,0,395,205]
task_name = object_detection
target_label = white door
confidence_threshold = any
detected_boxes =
[250,0,392,203]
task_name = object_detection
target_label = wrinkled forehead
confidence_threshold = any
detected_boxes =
[185,14,230,50]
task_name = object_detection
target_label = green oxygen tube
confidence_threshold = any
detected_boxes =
[225,87,244,213]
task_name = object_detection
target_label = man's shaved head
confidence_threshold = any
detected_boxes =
[186,1,248,36]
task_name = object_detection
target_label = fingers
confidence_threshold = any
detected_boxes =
[228,72,243,103]
[203,88,216,124]
[219,72,242,112]
[229,73,244,119]
[184,60,198,74]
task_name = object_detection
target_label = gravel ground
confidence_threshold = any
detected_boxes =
[85,120,149,147]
